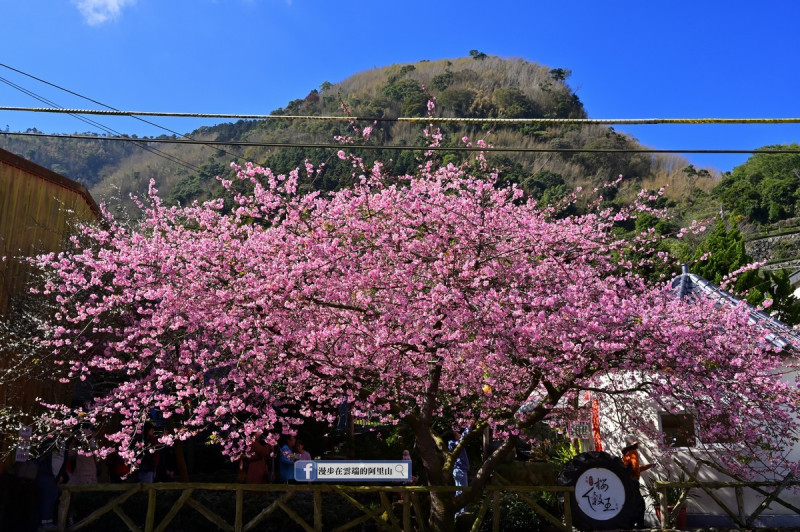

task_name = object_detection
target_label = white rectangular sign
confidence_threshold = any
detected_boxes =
[295,460,411,482]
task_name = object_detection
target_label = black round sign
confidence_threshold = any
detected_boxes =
[557,451,643,530]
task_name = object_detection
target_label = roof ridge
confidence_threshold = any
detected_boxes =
[0,146,101,219]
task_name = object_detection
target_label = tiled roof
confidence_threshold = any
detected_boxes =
[671,265,800,351]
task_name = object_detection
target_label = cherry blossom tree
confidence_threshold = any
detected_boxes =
[31,148,800,531]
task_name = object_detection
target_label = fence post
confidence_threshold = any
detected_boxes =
[144,487,156,532]
[402,491,412,532]
[659,487,669,529]
[410,492,426,532]
[735,486,745,525]
[314,489,323,532]
[492,491,500,532]
[562,488,572,530]
[235,487,243,532]
[57,488,71,532]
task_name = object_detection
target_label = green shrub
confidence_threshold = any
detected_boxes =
[477,492,561,532]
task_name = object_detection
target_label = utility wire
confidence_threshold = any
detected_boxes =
[0,63,245,163]
[3,106,800,125]
[0,77,130,139]
[3,131,800,155]
[0,77,201,173]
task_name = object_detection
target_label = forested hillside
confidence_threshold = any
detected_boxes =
[0,129,141,188]
[2,54,799,320]
[0,55,716,218]
[714,145,800,226]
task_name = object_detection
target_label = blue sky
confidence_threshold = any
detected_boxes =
[1,0,799,172]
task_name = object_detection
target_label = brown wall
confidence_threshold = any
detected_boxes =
[0,149,100,315]
[0,149,100,470]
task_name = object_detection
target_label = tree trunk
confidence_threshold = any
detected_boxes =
[428,489,456,532]
[405,414,457,531]
[173,440,190,482]
[166,418,190,482]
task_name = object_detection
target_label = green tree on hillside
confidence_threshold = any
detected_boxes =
[437,88,476,116]
[493,88,541,118]
[714,145,800,224]
[691,219,753,286]
[382,78,428,116]
[170,160,229,205]
[548,68,571,82]
[1,55,697,218]
[690,218,800,324]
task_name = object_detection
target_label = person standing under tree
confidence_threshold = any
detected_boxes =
[278,435,297,483]
[621,435,651,528]
[34,439,65,531]
[138,422,160,483]
[245,432,273,484]
[69,427,98,485]
[447,427,471,516]
[294,439,311,462]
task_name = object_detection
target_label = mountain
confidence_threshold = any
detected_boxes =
[714,145,800,226]
[3,55,799,317]
[714,146,800,267]
[1,55,717,218]
[0,129,140,189]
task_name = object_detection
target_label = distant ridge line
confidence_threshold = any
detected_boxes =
[3,106,800,125]
[3,132,800,155]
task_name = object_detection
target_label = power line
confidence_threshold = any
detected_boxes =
[0,63,245,164]
[3,131,800,155]
[0,77,135,141]
[0,77,201,173]
[2,106,800,125]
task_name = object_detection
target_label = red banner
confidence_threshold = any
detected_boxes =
[591,396,602,451]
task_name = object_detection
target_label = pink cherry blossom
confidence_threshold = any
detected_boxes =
[29,145,800,530]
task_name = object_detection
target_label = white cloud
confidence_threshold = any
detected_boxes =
[74,0,136,25]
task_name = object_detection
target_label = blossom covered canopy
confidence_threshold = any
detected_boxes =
[35,156,800,476]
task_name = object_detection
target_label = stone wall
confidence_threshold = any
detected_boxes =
[745,232,800,263]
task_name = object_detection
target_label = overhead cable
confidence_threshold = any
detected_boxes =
[0,79,201,173]
[3,131,800,155]
[0,63,244,164]
[2,106,800,125]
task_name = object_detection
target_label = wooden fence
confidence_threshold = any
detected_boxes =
[55,482,575,532]
[654,459,800,529]
[56,474,800,532]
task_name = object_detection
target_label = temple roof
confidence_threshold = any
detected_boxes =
[671,265,800,351]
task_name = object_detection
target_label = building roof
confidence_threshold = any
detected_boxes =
[0,146,102,219]
[671,265,800,351]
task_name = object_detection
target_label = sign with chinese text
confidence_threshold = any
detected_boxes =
[295,460,412,482]
[575,467,625,520]
[568,420,591,439]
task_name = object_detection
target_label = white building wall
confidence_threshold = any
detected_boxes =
[594,389,800,528]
